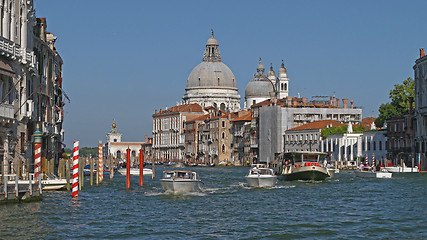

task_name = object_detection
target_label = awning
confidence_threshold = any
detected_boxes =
[0,58,15,77]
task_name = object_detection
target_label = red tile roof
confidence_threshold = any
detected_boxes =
[231,113,251,122]
[286,120,344,131]
[155,103,203,115]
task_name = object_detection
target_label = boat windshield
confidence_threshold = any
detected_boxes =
[176,171,193,179]
[259,169,273,175]
[163,172,174,179]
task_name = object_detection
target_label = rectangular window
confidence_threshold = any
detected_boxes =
[379,141,382,150]
[373,141,376,151]
[367,142,370,151]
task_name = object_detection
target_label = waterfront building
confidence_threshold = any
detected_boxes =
[182,31,241,112]
[245,59,289,109]
[414,48,427,169]
[325,129,387,168]
[385,111,416,165]
[230,111,252,166]
[284,120,343,153]
[152,103,205,162]
[103,122,152,164]
[183,113,209,164]
[257,96,362,164]
[0,1,65,177]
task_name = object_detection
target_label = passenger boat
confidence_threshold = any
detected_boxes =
[245,167,277,187]
[117,167,153,176]
[159,170,201,194]
[355,166,392,178]
[276,151,331,181]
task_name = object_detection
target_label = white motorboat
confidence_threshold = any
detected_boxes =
[245,168,277,187]
[355,166,392,179]
[7,173,67,191]
[159,170,201,194]
[118,167,153,176]
[382,162,419,173]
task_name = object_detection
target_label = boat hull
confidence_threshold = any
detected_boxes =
[383,167,419,173]
[159,179,200,194]
[355,170,392,178]
[279,166,330,181]
[118,168,152,176]
[245,175,277,187]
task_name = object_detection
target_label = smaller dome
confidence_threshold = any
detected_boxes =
[245,78,275,98]
[112,123,116,129]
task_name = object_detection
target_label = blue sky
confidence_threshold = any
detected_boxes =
[34,0,427,148]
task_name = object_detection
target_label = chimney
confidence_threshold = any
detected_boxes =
[302,97,307,104]
[336,98,340,107]
[145,135,148,142]
[333,96,336,106]
[342,99,348,109]
[155,109,158,114]
[421,48,425,58]
[351,100,354,109]
[330,97,333,105]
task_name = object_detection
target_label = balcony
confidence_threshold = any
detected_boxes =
[0,36,35,67]
[0,103,14,120]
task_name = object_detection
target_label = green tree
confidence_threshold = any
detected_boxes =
[375,77,414,127]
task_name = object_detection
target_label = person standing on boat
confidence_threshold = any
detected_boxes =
[323,158,328,168]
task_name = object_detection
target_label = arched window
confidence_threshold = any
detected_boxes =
[284,83,287,91]
[281,83,284,90]
[220,103,225,111]
[222,144,226,153]
[222,132,225,139]
[117,151,122,159]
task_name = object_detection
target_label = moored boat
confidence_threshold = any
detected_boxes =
[117,167,153,176]
[276,151,331,181]
[245,167,277,187]
[355,166,392,178]
[382,161,419,173]
[159,170,201,194]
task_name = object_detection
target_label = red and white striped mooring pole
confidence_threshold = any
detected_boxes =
[72,141,79,197]
[98,141,103,183]
[33,124,42,194]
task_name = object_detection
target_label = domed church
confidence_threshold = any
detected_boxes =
[182,30,241,112]
[245,59,290,109]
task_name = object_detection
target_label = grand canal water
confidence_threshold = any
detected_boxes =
[0,166,426,239]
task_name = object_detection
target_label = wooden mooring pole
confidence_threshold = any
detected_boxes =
[139,147,143,186]
[90,157,94,186]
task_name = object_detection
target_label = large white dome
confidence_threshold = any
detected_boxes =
[186,61,237,90]
[182,31,241,112]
